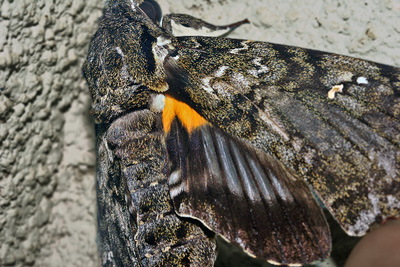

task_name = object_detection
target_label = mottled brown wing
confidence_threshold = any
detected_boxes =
[166,118,331,266]
[162,36,400,237]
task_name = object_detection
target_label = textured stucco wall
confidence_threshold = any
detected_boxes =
[0,0,398,266]
[0,0,103,266]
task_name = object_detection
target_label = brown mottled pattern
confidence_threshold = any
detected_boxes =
[83,0,216,265]
[83,0,399,265]
[167,36,400,236]
[95,110,216,266]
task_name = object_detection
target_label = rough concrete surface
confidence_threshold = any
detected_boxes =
[0,0,103,266]
[0,0,398,266]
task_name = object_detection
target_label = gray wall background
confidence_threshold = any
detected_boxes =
[0,0,398,266]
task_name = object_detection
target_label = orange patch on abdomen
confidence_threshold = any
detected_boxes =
[163,96,208,134]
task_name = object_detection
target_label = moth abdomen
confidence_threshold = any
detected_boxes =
[97,109,216,266]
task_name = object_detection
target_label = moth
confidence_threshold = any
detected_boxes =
[82,0,400,266]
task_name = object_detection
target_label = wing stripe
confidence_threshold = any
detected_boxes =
[234,144,288,260]
[248,158,276,204]
[167,119,331,264]
[213,130,244,197]
[214,127,308,262]
[229,139,261,202]
[193,123,246,238]
[268,168,294,203]
[225,137,273,256]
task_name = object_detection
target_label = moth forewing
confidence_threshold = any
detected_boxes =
[163,34,400,234]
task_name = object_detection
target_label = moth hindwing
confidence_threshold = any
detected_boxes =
[82,0,400,266]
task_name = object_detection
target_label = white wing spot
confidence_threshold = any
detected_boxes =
[168,170,181,186]
[387,195,400,209]
[368,193,381,216]
[170,183,186,199]
[169,170,185,199]
[229,41,250,54]
[248,58,269,77]
[107,251,114,262]
[357,76,368,84]
[115,47,124,57]
[328,84,344,99]
[214,66,229,77]
[150,94,165,112]
[156,36,171,46]
[201,77,214,93]
[149,181,159,187]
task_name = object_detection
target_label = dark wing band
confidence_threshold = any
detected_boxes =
[166,119,331,265]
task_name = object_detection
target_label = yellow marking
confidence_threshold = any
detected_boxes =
[149,181,159,187]
[162,246,171,252]
[328,84,344,99]
[162,96,208,134]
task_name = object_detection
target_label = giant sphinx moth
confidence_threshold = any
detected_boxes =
[82,0,400,266]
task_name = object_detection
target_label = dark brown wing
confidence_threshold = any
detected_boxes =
[162,36,400,237]
[166,118,331,266]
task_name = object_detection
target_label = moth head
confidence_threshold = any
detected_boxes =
[82,0,170,123]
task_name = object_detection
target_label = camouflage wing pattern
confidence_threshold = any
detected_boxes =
[94,110,216,266]
[162,36,400,237]
[83,1,217,266]
[83,0,400,266]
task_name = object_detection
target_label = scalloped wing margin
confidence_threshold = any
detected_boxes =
[166,119,331,266]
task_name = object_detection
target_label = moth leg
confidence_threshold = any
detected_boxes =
[162,13,249,35]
